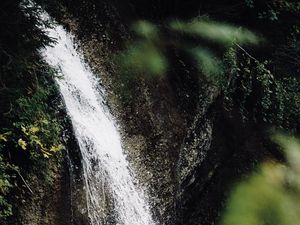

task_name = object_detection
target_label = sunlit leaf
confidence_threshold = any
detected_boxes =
[133,20,159,40]
[17,139,27,150]
[29,126,40,134]
[0,132,11,142]
[21,125,28,135]
[170,19,259,46]
[50,144,63,152]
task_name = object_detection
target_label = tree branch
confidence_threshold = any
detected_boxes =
[16,170,34,194]
[234,43,258,61]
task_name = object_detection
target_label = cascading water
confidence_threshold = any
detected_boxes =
[39,11,156,225]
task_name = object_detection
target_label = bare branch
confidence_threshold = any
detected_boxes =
[234,43,258,61]
[16,170,34,194]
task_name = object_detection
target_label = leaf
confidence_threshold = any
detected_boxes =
[43,153,50,158]
[190,47,224,85]
[0,132,11,142]
[33,139,44,148]
[118,41,168,77]
[41,149,52,158]
[50,144,63,152]
[273,134,300,174]
[0,135,7,142]
[221,135,300,225]
[170,19,259,46]
[133,21,159,40]
[28,126,39,134]
[21,125,28,135]
[17,139,27,150]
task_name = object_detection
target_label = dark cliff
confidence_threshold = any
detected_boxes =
[2,1,299,225]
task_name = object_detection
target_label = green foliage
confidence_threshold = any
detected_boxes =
[244,0,254,8]
[190,47,224,84]
[133,21,159,41]
[221,134,300,225]
[169,19,259,46]
[224,53,300,131]
[114,3,300,224]
[0,0,64,220]
[247,0,300,21]
[117,41,168,77]
[116,18,258,86]
[13,85,63,158]
[0,154,15,218]
[0,134,19,218]
[0,0,63,158]
[118,21,168,77]
[115,9,300,134]
[0,62,64,160]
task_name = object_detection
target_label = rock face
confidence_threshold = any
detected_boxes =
[55,2,219,225]
[44,2,187,225]
[62,2,274,225]
[13,1,275,225]
[11,156,72,225]
[56,2,218,223]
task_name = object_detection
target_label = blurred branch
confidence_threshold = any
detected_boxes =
[16,170,34,194]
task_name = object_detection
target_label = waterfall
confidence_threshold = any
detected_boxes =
[39,13,156,225]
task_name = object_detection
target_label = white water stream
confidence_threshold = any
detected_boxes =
[39,13,156,225]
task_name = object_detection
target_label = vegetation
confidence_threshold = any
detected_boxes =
[0,0,64,220]
[221,134,300,225]
[0,0,300,224]
[224,53,300,131]
[117,18,300,132]
[114,1,300,225]
[116,18,259,79]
